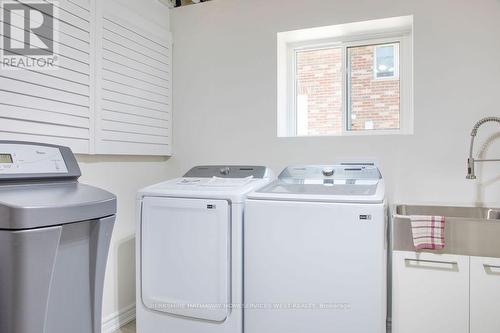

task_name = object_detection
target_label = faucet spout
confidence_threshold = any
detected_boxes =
[467,117,500,179]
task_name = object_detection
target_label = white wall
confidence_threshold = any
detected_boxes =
[78,155,175,324]
[79,0,173,327]
[170,0,500,206]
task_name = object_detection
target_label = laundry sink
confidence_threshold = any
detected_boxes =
[392,205,500,257]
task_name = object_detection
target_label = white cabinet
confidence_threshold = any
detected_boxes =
[392,251,470,333]
[470,256,500,333]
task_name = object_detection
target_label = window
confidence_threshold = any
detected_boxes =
[348,43,401,131]
[374,44,399,79]
[277,16,413,137]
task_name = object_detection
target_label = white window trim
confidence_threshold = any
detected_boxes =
[277,17,414,137]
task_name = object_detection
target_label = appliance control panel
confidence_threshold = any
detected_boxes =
[279,164,382,182]
[184,165,270,179]
[0,143,69,174]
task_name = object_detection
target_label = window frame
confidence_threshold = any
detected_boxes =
[278,29,413,137]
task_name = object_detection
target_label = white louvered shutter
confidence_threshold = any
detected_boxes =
[94,0,172,155]
[0,0,93,153]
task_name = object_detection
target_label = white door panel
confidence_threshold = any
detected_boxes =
[392,251,469,333]
[470,256,500,333]
[141,197,230,322]
[244,200,386,333]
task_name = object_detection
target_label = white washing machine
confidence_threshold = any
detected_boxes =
[136,165,274,333]
[244,164,387,333]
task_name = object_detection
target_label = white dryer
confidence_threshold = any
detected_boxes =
[136,166,274,333]
[244,164,387,333]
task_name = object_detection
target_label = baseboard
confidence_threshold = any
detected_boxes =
[102,304,136,333]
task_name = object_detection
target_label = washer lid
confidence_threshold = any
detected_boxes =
[248,164,384,203]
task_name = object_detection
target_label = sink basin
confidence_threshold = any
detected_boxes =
[392,205,500,258]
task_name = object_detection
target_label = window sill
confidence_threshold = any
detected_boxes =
[278,129,413,138]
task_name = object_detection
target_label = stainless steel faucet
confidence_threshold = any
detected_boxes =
[467,117,500,179]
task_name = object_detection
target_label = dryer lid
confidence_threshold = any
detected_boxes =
[138,166,275,203]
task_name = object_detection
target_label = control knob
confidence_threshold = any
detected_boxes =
[322,168,334,177]
[219,167,230,176]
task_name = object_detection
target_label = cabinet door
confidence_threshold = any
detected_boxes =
[95,0,172,156]
[392,251,469,333]
[470,256,500,333]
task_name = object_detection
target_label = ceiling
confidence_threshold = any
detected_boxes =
[160,0,213,8]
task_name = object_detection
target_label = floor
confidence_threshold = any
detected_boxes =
[114,320,136,333]
[114,319,390,332]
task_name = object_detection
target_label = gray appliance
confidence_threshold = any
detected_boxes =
[0,141,116,333]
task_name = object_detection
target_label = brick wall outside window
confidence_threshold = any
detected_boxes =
[348,45,400,131]
[296,48,343,135]
[296,45,400,136]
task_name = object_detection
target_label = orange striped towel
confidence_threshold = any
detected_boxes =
[409,215,445,250]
